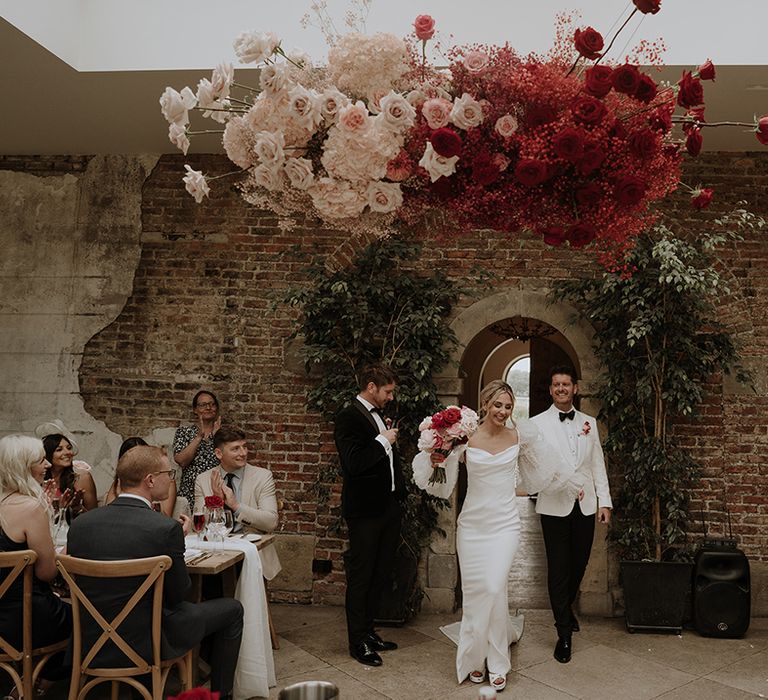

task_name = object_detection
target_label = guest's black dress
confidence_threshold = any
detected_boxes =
[0,527,71,678]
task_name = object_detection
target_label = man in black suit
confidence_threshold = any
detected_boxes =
[67,445,243,698]
[334,363,405,666]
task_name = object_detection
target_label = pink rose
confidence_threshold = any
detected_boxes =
[633,0,661,13]
[463,50,490,73]
[755,115,768,145]
[573,27,604,60]
[337,101,371,133]
[422,98,453,129]
[494,114,519,138]
[414,15,436,41]
[685,128,703,156]
[698,59,716,81]
[691,187,714,210]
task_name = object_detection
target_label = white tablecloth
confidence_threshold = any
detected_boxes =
[185,536,276,699]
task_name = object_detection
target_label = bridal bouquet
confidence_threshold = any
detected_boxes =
[417,406,478,485]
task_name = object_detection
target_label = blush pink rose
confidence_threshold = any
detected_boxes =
[495,114,519,138]
[422,98,453,129]
[463,50,490,73]
[337,101,371,133]
[414,15,436,40]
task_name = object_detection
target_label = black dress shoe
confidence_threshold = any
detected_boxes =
[571,616,580,632]
[554,636,572,663]
[350,640,383,666]
[367,631,398,651]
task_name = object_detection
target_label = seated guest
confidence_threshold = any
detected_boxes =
[105,437,179,517]
[0,435,72,688]
[194,427,282,580]
[67,445,243,699]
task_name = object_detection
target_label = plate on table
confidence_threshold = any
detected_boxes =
[244,533,262,542]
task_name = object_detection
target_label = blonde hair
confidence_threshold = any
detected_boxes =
[0,435,46,502]
[478,380,516,424]
[117,445,166,488]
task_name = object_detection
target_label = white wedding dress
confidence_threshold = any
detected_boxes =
[412,419,581,683]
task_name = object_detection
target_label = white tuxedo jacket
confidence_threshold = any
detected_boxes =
[531,405,612,517]
[194,464,282,580]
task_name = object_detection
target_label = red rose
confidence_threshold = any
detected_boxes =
[691,187,714,210]
[526,104,558,128]
[567,222,597,248]
[539,226,567,247]
[442,407,462,425]
[574,27,604,60]
[633,0,661,13]
[614,175,646,206]
[413,15,436,41]
[571,96,608,125]
[685,127,703,156]
[576,182,602,207]
[755,115,768,145]
[677,71,704,108]
[634,74,658,104]
[472,153,501,186]
[584,65,613,98]
[553,128,585,163]
[577,142,606,175]
[204,495,224,509]
[698,59,716,81]
[611,64,641,95]
[682,107,705,134]
[430,128,462,158]
[515,158,549,187]
[649,103,674,133]
[628,128,658,159]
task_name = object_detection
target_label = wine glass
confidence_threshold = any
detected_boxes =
[207,508,226,549]
[192,510,206,540]
[223,510,234,538]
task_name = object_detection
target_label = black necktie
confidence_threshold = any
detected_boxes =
[224,472,236,511]
[559,410,576,422]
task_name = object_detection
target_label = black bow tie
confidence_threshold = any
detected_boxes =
[559,410,576,422]
[370,406,382,415]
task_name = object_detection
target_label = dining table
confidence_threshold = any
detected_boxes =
[185,534,276,699]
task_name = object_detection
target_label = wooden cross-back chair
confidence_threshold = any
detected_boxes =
[0,549,68,699]
[56,554,193,700]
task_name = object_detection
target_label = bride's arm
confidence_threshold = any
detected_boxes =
[412,445,465,499]
[516,420,582,499]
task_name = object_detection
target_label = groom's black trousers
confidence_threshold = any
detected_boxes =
[343,499,401,647]
[540,501,596,637]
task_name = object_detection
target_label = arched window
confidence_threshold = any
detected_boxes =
[505,355,530,422]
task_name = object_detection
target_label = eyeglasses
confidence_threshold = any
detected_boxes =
[153,468,176,480]
[195,401,217,409]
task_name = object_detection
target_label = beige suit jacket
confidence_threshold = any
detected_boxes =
[194,464,282,580]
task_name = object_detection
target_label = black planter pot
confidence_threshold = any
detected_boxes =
[375,551,420,627]
[621,560,694,634]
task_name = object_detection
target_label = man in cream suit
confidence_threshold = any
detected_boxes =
[531,365,612,664]
[194,426,281,580]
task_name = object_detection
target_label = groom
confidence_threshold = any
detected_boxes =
[334,363,405,666]
[531,365,612,664]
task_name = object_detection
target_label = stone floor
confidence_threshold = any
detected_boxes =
[269,604,768,699]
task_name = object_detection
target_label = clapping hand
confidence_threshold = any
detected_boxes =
[211,470,238,510]
[178,513,192,536]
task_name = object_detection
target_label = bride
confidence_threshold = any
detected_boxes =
[413,380,582,691]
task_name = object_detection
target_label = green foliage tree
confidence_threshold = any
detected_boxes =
[284,237,466,616]
[553,206,764,561]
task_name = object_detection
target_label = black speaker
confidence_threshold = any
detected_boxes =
[693,543,750,638]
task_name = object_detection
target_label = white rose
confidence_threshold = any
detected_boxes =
[211,62,234,100]
[406,89,427,109]
[159,86,196,126]
[376,91,416,133]
[419,417,433,432]
[287,85,321,130]
[254,130,285,166]
[319,88,351,124]
[450,93,484,130]
[463,50,490,73]
[366,181,403,213]
[284,157,315,190]
[495,113,519,138]
[182,165,210,203]
[196,78,228,123]
[253,163,284,191]
[233,30,280,64]
[337,101,372,134]
[259,63,292,96]
[418,142,459,182]
[168,123,190,155]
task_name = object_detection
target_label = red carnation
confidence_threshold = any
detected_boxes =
[614,175,646,206]
[539,226,567,247]
[634,74,658,104]
[568,222,597,249]
[755,115,768,145]
[574,27,604,60]
[633,0,661,13]
[685,127,703,156]
[577,142,606,175]
[472,153,501,186]
[612,64,641,95]
[576,182,603,207]
[691,187,714,210]
[698,59,716,81]
[571,96,608,125]
[678,71,704,108]
[515,158,549,187]
[430,128,462,158]
[628,128,657,159]
[553,128,585,163]
[584,65,613,98]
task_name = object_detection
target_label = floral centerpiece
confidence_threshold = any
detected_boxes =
[416,405,479,484]
[160,0,767,268]
[204,495,224,509]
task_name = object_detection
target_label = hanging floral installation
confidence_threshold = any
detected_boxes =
[160,0,767,268]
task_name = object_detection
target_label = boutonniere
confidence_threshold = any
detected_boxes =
[579,421,591,437]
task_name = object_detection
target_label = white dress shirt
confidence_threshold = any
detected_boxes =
[357,394,395,491]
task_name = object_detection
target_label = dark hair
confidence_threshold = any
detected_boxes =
[192,390,219,410]
[549,364,579,384]
[118,436,148,459]
[358,364,397,391]
[213,427,246,450]
[42,433,75,493]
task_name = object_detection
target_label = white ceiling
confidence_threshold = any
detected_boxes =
[1,1,767,154]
